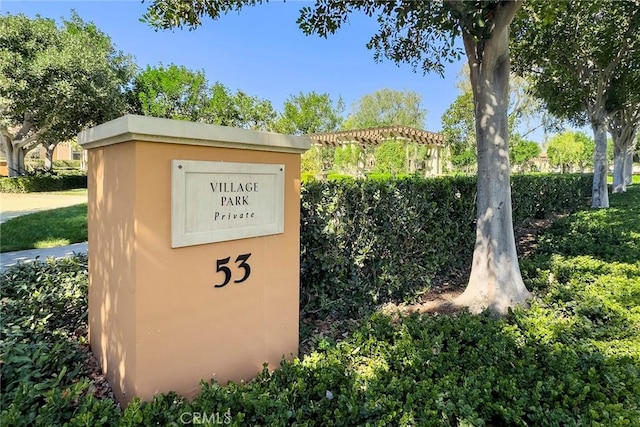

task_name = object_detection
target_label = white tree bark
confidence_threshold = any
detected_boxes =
[609,109,639,193]
[1,113,47,176]
[612,144,626,193]
[624,143,634,186]
[44,143,57,172]
[453,1,531,314]
[590,114,610,207]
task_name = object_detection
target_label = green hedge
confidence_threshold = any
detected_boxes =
[0,174,87,193]
[300,174,593,319]
[24,159,82,170]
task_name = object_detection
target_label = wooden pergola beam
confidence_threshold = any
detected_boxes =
[308,125,444,147]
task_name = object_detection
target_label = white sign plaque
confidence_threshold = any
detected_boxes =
[171,160,285,247]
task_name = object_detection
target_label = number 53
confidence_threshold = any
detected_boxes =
[214,253,252,288]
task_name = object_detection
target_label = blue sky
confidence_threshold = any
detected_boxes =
[2,0,469,133]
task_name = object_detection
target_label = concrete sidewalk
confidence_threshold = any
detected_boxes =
[0,242,88,272]
[0,191,88,223]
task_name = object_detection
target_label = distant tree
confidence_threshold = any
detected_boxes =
[333,143,363,176]
[229,90,276,131]
[273,91,344,135]
[344,88,426,130]
[512,0,640,207]
[546,131,594,173]
[509,136,541,172]
[272,92,344,175]
[607,61,640,193]
[130,66,276,130]
[143,0,531,314]
[609,109,639,192]
[0,13,135,176]
[441,91,476,172]
[130,63,208,121]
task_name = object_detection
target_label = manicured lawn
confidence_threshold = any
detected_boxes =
[0,204,88,252]
[1,188,638,425]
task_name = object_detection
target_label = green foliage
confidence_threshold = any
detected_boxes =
[512,0,640,126]
[344,88,427,130]
[130,63,208,121]
[3,176,638,426]
[0,204,88,252]
[546,131,594,172]
[271,91,344,175]
[300,174,593,320]
[272,91,344,135]
[333,144,364,175]
[0,256,120,427]
[536,187,640,264]
[372,140,406,175]
[339,88,430,175]
[130,64,277,130]
[510,136,541,172]
[441,73,542,173]
[25,160,81,173]
[0,174,87,193]
[441,91,477,171]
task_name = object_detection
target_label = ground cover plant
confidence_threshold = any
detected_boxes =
[0,204,88,252]
[1,179,638,426]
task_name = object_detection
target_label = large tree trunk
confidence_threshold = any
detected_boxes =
[612,141,626,193]
[9,145,27,177]
[454,4,531,314]
[2,135,15,176]
[591,118,609,207]
[624,144,634,185]
[44,143,57,172]
[609,111,639,194]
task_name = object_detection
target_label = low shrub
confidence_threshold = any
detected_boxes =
[0,174,87,193]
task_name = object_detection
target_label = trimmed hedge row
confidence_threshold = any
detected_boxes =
[300,173,593,319]
[0,174,87,193]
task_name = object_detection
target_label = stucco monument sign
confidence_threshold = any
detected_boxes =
[78,115,310,404]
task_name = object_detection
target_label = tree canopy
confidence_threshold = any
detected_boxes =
[344,88,426,130]
[272,91,344,136]
[129,64,276,130]
[509,136,541,172]
[130,63,209,121]
[0,13,135,175]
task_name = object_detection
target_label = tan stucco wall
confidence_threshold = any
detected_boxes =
[88,143,137,402]
[83,116,309,404]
